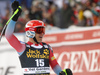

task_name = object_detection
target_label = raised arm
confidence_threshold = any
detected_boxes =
[5,1,25,53]
[5,20,25,52]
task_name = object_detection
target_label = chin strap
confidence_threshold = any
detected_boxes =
[33,37,40,44]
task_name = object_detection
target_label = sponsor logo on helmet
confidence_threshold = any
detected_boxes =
[29,28,35,31]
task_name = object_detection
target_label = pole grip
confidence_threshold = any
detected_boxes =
[6,6,21,25]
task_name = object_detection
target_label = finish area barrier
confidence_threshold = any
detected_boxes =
[0,26,100,75]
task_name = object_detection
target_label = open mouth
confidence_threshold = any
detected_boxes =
[39,36,42,38]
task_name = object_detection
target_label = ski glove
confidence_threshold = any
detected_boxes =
[11,1,22,21]
[59,68,73,75]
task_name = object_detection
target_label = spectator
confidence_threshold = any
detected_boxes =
[50,4,61,27]
[44,19,60,31]
[28,1,43,20]
[59,0,75,28]
[21,7,30,24]
[0,0,100,34]
[83,10,94,26]
[14,21,25,33]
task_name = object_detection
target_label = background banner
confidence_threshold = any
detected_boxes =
[0,26,100,75]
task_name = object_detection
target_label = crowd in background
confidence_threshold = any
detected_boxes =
[0,0,100,34]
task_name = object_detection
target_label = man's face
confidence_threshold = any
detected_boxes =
[35,32,44,43]
[35,27,45,43]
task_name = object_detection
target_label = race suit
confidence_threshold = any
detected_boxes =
[5,20,62,75]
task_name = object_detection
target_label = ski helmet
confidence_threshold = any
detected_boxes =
[25,20,45,38]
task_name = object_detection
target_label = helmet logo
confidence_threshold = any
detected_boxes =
[27,22,33,26]
[29,28,34,31]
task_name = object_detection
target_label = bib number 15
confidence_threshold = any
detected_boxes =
[35,59,44,67]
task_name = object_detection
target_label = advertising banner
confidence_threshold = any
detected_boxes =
[43,27,100,46]
[43,26,100,75]
[0,49,23,75]
[0,26,100,75]
[50,43,100,75]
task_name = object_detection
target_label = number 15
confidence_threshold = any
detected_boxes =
[35,59,44,67]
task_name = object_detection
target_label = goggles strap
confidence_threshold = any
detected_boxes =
[33,37,40,44]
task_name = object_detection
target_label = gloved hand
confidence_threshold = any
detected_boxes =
[59,68,73,75]
[11,1,22,21]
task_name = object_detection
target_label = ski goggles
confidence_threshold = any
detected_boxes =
[35,27,45,34]
[25,27,45,34]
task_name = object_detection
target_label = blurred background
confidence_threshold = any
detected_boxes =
[0,0,100,33]
[0,0,100,75]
